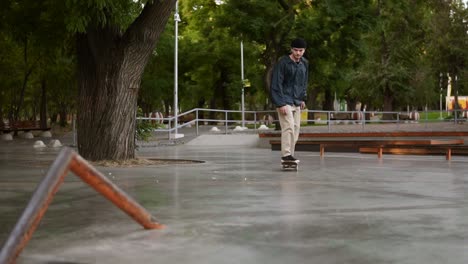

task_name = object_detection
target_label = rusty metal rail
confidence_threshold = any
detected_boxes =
[0,147,163,264]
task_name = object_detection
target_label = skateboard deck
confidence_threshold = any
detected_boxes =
[281,160,299,171]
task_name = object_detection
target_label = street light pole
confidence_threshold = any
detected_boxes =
[439,72,443,119]
[240,41,245,128]
[172,1,183,139]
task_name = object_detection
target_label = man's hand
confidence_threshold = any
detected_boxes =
[279,102,305,115]
[278,105,289,115]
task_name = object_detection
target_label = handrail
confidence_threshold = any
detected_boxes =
[137,108,467,137]
[0,147,163,264]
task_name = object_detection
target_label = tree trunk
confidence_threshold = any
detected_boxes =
[59,103,68,127]
[214,62,230,111]
[382,84,394,120]
[40,78,48,129]
[164,99,171,117]
[378,0,394,121]
[76,1,175,161]
[50,113,58,123]
[208,97,217,125]
[76,37,138,160]
[15,38,34,122]
[197,99,205,120]
[307,88,319,120]
[323,88,334,111]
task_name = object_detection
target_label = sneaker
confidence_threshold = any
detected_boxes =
[281,155,299,163]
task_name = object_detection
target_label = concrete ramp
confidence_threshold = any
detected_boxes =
[186,134,259,147]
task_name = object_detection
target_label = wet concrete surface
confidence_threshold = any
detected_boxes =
[0,137,467,264]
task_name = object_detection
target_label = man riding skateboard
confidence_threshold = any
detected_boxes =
[270,38,309,164]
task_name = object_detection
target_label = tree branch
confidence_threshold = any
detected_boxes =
[277,0,290,11]
[124,0,176,48]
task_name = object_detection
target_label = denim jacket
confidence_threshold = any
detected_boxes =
[270,55,308,108]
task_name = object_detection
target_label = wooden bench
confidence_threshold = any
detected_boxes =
[367,139,464,160]
[269,139,465,159]
[320,139,465,158]
[1,120,50,133]
[270,140,381,152]
[360,144,468,160]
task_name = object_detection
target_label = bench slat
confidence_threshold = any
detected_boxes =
[269,139,464,146]
[360,145,468,160]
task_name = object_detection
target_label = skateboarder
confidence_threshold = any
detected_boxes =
[270,38,309,164]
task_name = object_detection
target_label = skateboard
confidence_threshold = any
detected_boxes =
[281,160,299,171]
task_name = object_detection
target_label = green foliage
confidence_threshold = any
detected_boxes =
[219,0,299,75]
[0,33,22,118]
[0,0,77,122]
[349,0,438,111]
[176,0,265,111]
[139,21,174,115]
[135,107,158,141]
[295,0,373,109]
[425,0,467,100]
[62,0,144,32]
[0,0,466,125]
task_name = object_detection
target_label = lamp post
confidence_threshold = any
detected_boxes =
[172,1,183,139]
[439,72,443,119]
[240,41,245,128]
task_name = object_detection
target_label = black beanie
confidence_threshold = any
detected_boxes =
[291,38,307,49]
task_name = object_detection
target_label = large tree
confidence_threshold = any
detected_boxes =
[295,0,373,110]
[73,0,176,161]
[349,0,431,117]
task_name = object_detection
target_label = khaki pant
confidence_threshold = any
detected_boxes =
[277,105,301,157]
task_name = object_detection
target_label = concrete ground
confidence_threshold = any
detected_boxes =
[0,133,467,264]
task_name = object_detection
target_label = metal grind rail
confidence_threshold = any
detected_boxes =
[0,147,163,264]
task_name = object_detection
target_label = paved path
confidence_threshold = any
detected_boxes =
[0,133,467,263]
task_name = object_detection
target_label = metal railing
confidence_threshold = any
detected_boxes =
[137,108,467,138]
